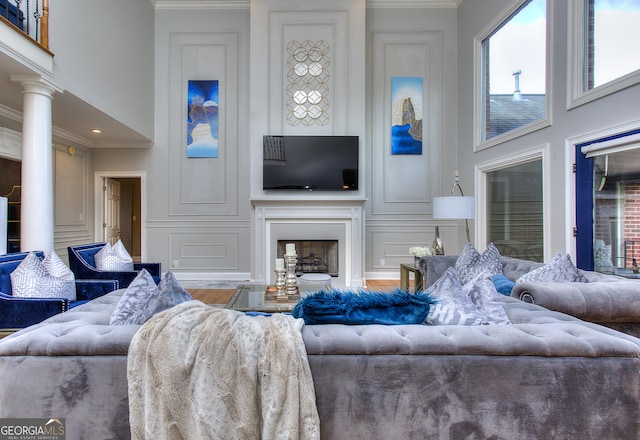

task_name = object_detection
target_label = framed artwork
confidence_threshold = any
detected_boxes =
[187,80,219,158]
[391,77,423,155]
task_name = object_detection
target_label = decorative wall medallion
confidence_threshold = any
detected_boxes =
[286,40,330,126]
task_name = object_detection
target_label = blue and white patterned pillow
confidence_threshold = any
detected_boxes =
[425,268,487,326]
[464,271,511,325]
[454,242,503,285]
[516,252,588,284]
[10,251,76,301]
[110,270,192,325]
[95,240,134,271]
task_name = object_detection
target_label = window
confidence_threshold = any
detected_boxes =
[586,0,640,90]
[479,0,547,145]
[486,160,544,262]
[575,128,640,276]
[569,0,640,107]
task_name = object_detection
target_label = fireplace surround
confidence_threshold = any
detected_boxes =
[252,199,366,288]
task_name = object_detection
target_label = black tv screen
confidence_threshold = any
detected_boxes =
[263,135,359,191]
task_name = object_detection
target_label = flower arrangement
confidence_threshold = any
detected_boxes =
[409,246,432,258]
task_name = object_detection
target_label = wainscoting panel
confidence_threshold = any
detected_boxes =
[168,230,241,271]
[168,32,240,216]
[366,223,460,276]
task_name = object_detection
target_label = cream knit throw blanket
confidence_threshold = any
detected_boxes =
[127,301,320,440]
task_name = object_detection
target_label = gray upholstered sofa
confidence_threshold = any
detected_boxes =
[420,254,640,337]
[2,287,640,439]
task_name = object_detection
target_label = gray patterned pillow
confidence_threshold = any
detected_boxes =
[110,270,192,325]
[464,271,511,325]
[10,251,76,301]
[425,268,487,326]
[454,242,503,285]
[516,253,588,284]
[151,271,193,315]
[95,241,134,271]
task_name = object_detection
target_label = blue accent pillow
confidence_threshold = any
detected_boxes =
[291,288,435,325]
[492,274,516,296]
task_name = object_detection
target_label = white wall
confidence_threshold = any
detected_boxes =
[83,4,460,280]
[365,7,459,278]
[456,0,640,260]
[49,0,155,140]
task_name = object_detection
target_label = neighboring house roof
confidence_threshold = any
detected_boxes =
[488,94,546,138]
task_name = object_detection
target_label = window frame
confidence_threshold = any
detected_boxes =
[473,0,552,152]
[475,144,551,260]
[569,121,640,270]
[567,0,640,110]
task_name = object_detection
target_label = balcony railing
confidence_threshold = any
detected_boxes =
[0,0,49,50]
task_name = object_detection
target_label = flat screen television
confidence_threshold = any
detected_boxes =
[263,135,359,191]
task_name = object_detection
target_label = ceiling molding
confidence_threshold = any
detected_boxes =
[149,0,461,10]
[0,103,22,122]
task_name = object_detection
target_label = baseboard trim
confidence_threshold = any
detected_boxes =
[169,272,253,282]
[365,271,401,280]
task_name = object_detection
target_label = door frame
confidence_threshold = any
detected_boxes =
[94,171,146,261]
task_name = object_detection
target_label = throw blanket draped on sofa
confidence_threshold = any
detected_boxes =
[127,301,320,440]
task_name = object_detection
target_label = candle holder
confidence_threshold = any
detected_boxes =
[284,254,299,295]
[274,269,286,295]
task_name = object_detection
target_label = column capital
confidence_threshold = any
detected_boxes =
[9,75,63,97]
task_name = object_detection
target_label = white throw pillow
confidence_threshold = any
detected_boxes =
[11,251,77,301]
[95,240,134,271]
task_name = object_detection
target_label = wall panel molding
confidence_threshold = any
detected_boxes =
[370,31,443,215]
[168,32,240,216]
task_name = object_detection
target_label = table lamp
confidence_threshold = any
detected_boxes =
[432,172,475,243]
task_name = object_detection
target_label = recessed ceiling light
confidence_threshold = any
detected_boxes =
[91,129,102,134]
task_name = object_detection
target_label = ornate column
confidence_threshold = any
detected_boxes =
[10,75,63,253]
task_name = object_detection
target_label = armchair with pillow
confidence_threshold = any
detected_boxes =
[0,251,119,329]
[419,242,640,337]
[68,241,161,288]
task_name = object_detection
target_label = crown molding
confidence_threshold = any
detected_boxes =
[149,0,461,9]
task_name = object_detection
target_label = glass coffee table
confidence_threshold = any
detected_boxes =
[225,284,327,312]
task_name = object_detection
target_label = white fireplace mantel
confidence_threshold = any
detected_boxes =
[252,198,366,288]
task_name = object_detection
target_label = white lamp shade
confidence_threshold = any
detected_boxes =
[0,197,6,255]
[432,196,475,219]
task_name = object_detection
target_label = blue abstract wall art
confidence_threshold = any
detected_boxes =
[391,77,423,155]
[187,80,219,158]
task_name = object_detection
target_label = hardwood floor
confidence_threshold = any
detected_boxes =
[187,279,407,304]
[187,289,236,304]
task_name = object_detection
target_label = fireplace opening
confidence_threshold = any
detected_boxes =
[277,240,339,277]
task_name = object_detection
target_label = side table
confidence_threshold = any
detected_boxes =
[400,263,423,293]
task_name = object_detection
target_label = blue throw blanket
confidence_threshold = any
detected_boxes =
[291,288,434,325]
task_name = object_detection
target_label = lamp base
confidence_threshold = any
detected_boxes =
[432,226,444,255]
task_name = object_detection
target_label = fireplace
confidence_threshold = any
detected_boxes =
[252,199,366,288]
[277,240,339,276]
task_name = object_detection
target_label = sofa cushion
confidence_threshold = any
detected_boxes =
[10,251,76,301]
[454,242,503,284]
[516,253,588,284]
[110,270,191,325]
[292,288,434,325]
[426,268,487,325]
[95,240,134,271]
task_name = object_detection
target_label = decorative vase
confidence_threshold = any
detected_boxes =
[414,256,420,265]
[432,226,444,255]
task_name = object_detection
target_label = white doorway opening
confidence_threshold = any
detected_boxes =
[94,171,146,262]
